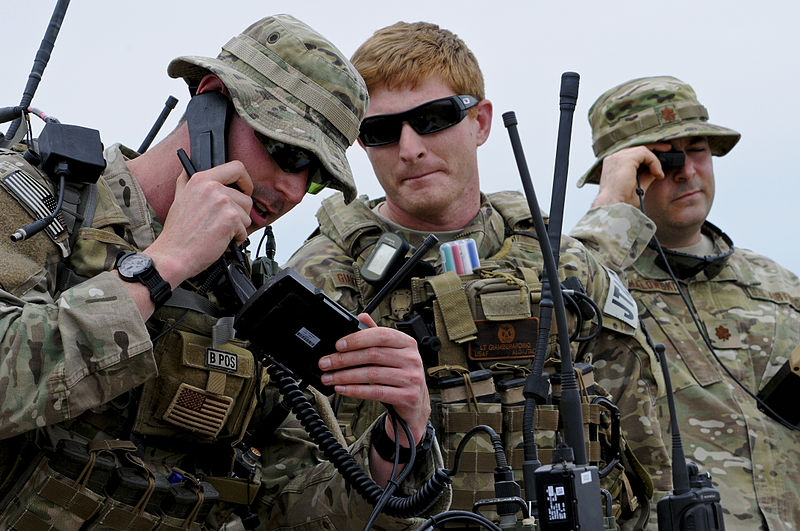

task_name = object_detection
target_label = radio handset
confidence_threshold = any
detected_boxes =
[181,91,255,306]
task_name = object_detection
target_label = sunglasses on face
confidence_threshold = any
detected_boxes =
[358,94,480,147]
[256,132,330,194]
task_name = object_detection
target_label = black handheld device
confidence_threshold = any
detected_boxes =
[756,345,800,426]
[181,90,256,306]
[235,268,367,394]
[655,343,726,531]
[185,91,231,171]
[655,149,685,172]
[361,232,410,285]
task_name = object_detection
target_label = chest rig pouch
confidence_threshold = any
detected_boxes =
[412,266,577,372]
[407,266,645,521]
[133,304,264,444]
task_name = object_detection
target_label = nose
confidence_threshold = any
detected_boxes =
[397,122,426,162]
[274,169,307,205]
[673,151,695,182]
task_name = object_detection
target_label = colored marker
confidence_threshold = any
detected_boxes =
[457,240,473,274]
[441,244,456,273]
[465,238,480,269]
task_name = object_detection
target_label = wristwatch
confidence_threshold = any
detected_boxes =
[371,414,436,464]
[115,251,172,308]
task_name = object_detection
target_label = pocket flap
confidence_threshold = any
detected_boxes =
[178,330,253,378]
[479,289,531,320]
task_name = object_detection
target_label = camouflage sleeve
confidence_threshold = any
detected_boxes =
[569,203,656,273]
[589,326,668,507]
[256,389,451,529]
[0,271,156,439]
[285,233,365,314]
[558,234,640,338]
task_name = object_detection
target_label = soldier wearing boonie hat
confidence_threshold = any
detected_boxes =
[569,75,800,529]
[0,13,448,531]
[168,14,366,202]
[578,75,740,187]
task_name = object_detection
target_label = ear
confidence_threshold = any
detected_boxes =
[195,74,230,97]
[474,99,492,147]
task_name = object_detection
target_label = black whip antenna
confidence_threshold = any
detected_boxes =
[503,72,586,465]
[3,0,71,143]
[138,95,179,153]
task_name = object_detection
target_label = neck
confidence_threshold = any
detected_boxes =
[380,193,481,232]
[125,126,188,222]
[656,226,703,249]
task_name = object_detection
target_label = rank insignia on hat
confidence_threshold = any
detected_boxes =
[715,325,731,341]
[661,107,677,122]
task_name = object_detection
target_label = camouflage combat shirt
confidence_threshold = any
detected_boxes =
[572,203,800,530]
[0,144,448,530]
[287,191,659,527]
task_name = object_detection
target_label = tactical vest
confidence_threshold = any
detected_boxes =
[0,147,265,529]
[313,192,650,523]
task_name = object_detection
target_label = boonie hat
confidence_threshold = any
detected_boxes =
[168,14,367,202]
[578,75,741,187]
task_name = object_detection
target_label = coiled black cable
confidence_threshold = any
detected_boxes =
[266,361,452,518]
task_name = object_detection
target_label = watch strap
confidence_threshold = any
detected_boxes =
[116,251,172,308]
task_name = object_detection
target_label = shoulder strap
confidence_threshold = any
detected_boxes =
[61,181,99,250]
[486,190,539,231]
[316,193,387,259]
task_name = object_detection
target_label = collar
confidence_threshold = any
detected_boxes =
[368,193,508,261]
[646,221,734,280]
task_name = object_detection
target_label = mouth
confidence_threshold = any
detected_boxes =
[402,169,440,182]
[674,189,701,202]
[250,200,273,225]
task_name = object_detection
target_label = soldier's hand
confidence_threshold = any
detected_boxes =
[145,161,254,287]
[318,314,431,449]
[591,143,671,208]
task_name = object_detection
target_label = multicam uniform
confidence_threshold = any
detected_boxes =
[0,144,447,530]
[573,203,800,530]
[287,190,658,526]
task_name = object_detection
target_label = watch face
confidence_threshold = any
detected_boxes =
[118,253,153,278]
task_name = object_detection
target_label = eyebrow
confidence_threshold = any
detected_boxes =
[686,136,707,146]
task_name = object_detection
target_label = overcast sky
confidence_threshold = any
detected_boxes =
[4,1,798,274]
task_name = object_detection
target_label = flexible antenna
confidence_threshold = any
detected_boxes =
[655,343,690,493]
[4,0,71,142]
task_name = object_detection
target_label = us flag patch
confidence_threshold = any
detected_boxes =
[1,169,66,241]
[164,382,233,437]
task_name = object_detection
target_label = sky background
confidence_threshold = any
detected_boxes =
[4,1,797,273]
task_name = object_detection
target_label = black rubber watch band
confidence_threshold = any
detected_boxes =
[371,413,435,464]
[116,251,172,308]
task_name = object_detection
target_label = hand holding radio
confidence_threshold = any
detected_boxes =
[591,143,677,208]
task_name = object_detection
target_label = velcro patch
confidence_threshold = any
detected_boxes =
[164,383,233,438]
[330,269,357,290]
[1,169,66,241]
[468,318,538,361]
[205,347,238,372]
[603,270,639,329]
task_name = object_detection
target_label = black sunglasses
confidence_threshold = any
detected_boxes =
[256,132,330,194]
[358,94,480,147]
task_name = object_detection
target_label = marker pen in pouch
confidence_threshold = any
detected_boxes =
[441,243,456,273]
[456,240,473,275]
[465,238,480,269]
[449,242,464,274]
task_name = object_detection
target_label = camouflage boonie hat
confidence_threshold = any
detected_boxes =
[168,14,367,202]
[577,75,740,187]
